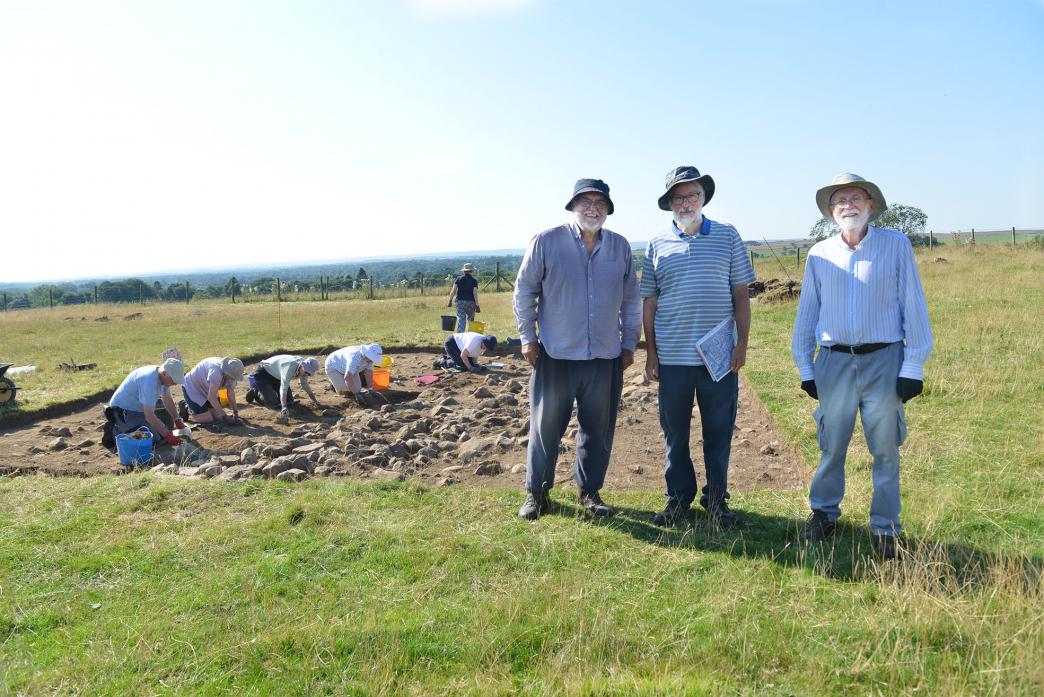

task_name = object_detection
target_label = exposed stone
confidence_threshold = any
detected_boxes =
[441,465,464,474]
[313,466,333,477]
[430,405,452,418]
[458,438,493,463]
[276,468,308,482]
[371,467,404,481]
[218,455,240,466]
[74,438,95,448]
[473,461,503,476]
[178,466,201,477]
[262,443,291,458]
[292,442,325,455]
[365,416,383,430]
[510,463,526,474]
[200,464,223,478]
[759,443,779,456]
[263,456,297,479]
[52,426,73,437]
[48,437,68,451]
[216,465,248,481]
[497,394,519,407]
[505,380,523,393]
[436,477,458,487]
[457,431,471,443]
[473,386,495,399]
[286,437,311,449]
[240,447,258,465]
[438,396,458,406]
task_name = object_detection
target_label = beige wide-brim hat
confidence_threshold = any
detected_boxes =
[815,172,887,222]
[461,263,475,273]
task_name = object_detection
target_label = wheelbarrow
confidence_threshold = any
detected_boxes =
[0,363,18,406]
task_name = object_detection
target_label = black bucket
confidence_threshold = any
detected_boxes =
[440,315,455,331]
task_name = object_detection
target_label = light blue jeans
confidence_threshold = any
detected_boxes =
[809,342,908,536]
[455,300,477,332]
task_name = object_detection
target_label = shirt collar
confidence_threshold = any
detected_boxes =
[831,225,876,251]
[672,216,711,238]
[570,221,602,241]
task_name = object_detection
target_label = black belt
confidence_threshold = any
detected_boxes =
[825,342,893,355]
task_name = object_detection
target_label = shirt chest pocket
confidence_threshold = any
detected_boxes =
[593,251,625,287]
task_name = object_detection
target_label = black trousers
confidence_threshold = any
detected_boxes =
[444,336,466,369]
[251,367,292,409]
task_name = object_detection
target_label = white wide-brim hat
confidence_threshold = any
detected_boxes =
[815,172,887,222]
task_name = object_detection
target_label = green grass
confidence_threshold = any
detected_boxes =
[0,293,517,414]
[1,245,1042,694]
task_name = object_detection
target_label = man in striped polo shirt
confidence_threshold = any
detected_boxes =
[793,173,933,560]
[641,166,756,528]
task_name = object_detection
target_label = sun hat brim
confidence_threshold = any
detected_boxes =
[815,174,888,222]
[658,173,715,211]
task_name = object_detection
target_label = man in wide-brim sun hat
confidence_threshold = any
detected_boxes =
[792,172,933,560]
[641,165,756,530]
[512,177,641,521]
[103,357,189,451]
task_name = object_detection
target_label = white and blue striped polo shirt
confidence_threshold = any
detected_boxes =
[640,217,755,366]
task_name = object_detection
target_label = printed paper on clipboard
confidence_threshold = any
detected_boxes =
[695,317,735,382]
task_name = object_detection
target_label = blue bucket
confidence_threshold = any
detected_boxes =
[115,428,154,466]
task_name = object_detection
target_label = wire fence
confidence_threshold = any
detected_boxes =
[1,265,519,311]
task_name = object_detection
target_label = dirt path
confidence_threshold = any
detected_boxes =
[0,350,807,494]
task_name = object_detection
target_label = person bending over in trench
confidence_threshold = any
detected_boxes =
[325,343,383,407]
[102,358,188,450]
[436,332,497,372]
[177,356,245,426]
[245,354,320,424]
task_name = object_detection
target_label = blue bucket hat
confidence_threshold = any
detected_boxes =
[565,178,615,215]
[483,336,498,351]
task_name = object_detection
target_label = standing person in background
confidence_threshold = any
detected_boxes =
[447,263,481,332]
[793,173,933,560]
[325,343,383,406]
[103,358,188,449]
[245,354,321,424]
[513,178,641,521]
[641,165,756,529]
[177,356,245,425]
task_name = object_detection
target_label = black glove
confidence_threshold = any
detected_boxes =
[800,380,818,400]
[896,377,923,403]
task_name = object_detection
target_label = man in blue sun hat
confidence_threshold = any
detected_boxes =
[793,172,933,560]
[641,165,756,530]
[513,178,641,521]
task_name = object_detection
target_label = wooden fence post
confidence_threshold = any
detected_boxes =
[749,249,755,269]
[929,230,933,248]
[185,282,190,304]
[1012,227,1017,246]
[277,278,282,302]
[49,288,53,309]
[971,228,976,245]
[3,292,7,312]
[139,281,144,305]
[796,247,802,270]
[368,277,374,300]
[94,286,98,304]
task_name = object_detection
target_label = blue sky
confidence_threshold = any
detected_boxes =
[2,0,1042,283]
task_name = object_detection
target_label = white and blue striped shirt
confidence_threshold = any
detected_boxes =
[792,226,933,380]
[640,218,756,366]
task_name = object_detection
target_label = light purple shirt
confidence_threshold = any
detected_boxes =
[183,357,225,406]
[792,226,933,380]
[513,223,641,361]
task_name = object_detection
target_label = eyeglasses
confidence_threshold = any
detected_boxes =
[830,194,870,208]
[575,197,609,212]
[671,192,702,205]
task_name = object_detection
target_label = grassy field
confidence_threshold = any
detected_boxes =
[1,246,1042,694]
[0,293,518,414]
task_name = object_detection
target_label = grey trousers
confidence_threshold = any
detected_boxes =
[525,346,623,494]
[810,342,908,536]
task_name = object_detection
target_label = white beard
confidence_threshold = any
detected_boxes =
[836,209,870,234]
[674,211,701,229]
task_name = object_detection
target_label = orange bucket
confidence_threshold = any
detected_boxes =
[372,368,391,391]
